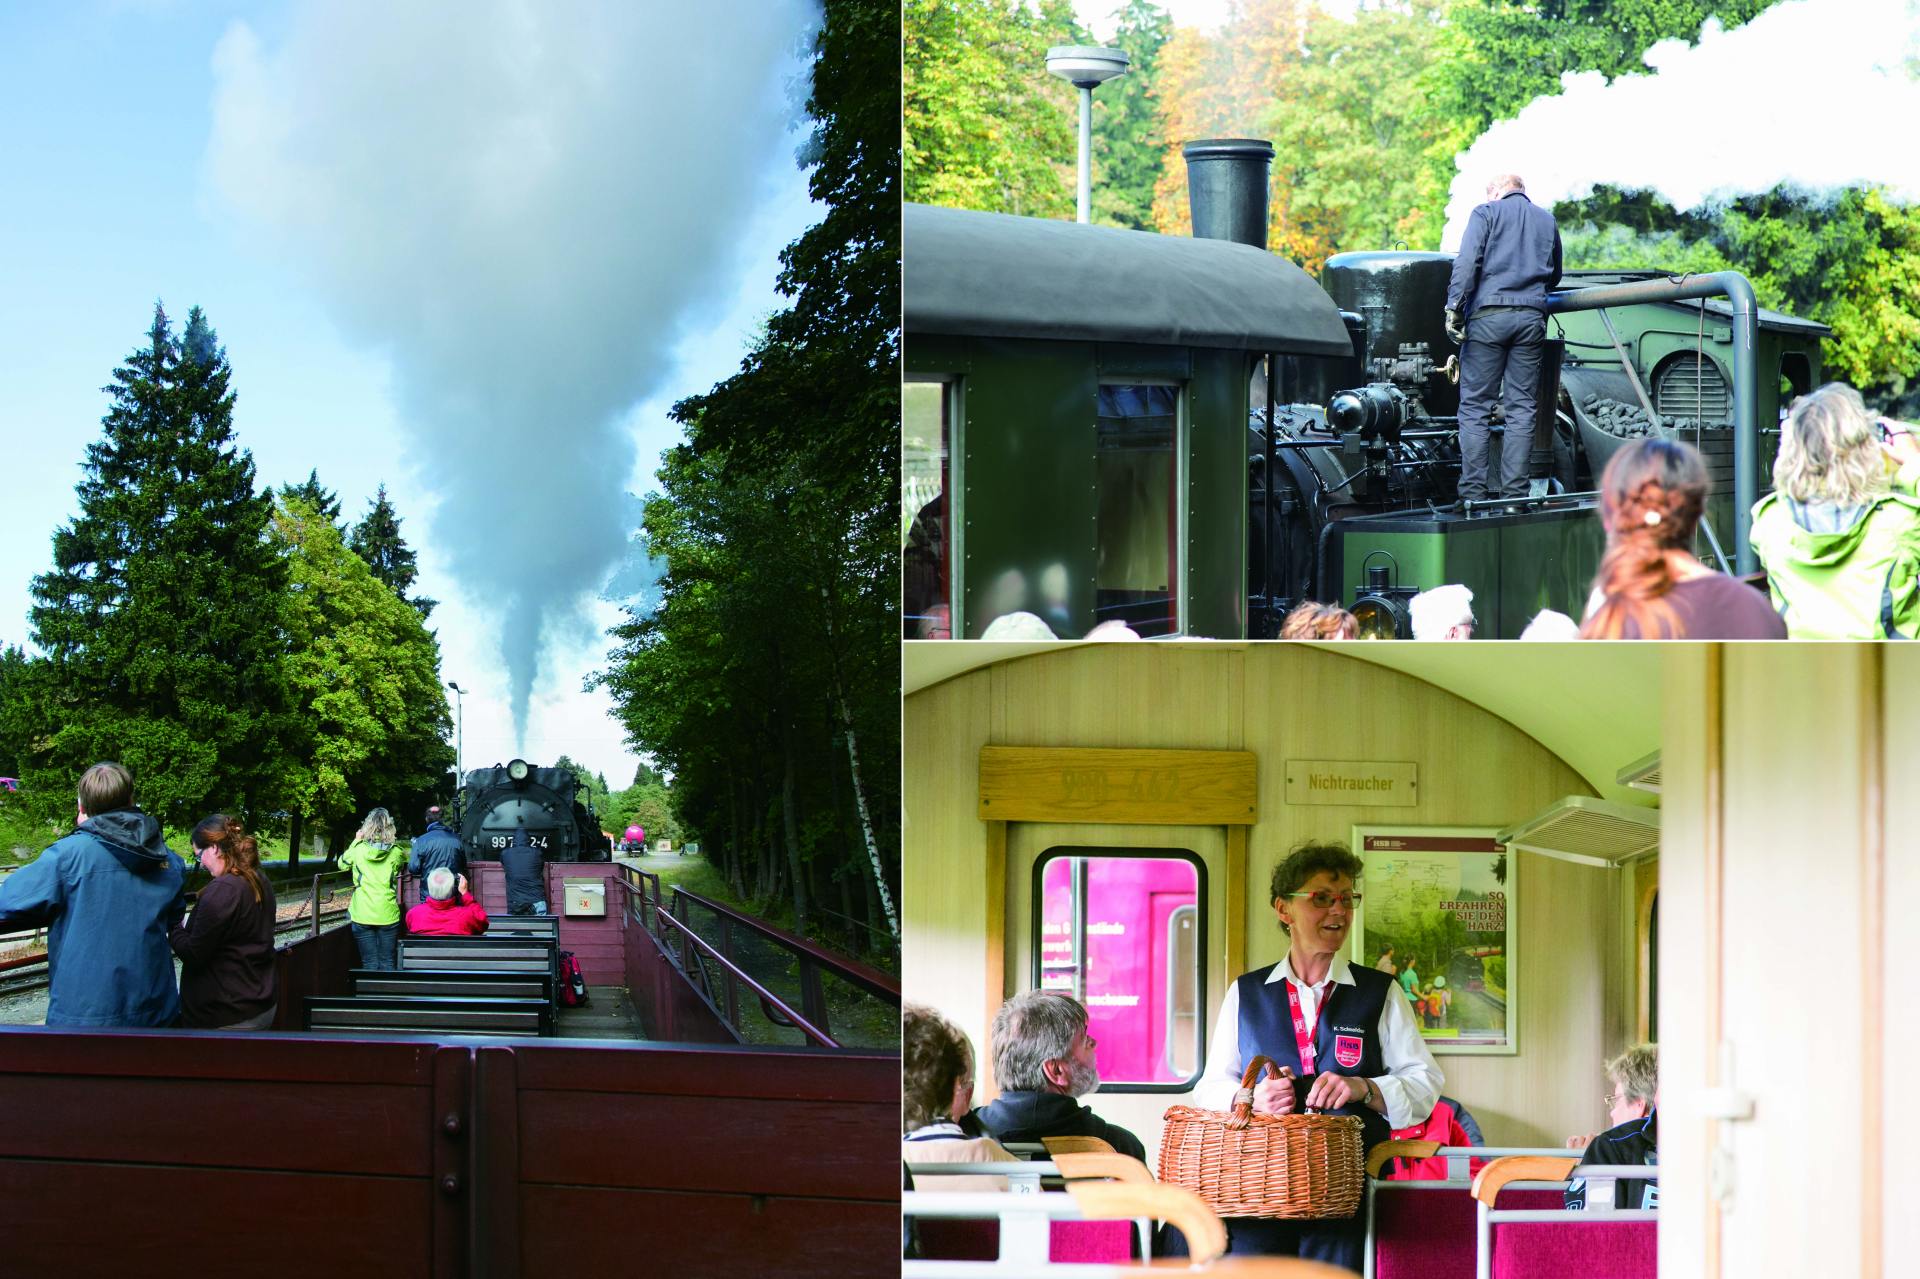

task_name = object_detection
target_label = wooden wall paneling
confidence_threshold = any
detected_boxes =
[517,1186,898,1277]
[1860,647,1883,1279]
[989,645,1246,751]
[1225,824,1248,980]
[1718,645,1869,1279]
[0,1163,436,1270]
[984,818,1007,1098]
[1882,646,1919,1277]
[977,745,1257,825]
[903,668,996,1090]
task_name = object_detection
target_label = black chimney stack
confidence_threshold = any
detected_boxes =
[1182,138,1274,250]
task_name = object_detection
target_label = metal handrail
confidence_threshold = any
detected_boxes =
[613,864,898,1048]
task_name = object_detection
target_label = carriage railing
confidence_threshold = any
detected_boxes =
[616,864,900,1050]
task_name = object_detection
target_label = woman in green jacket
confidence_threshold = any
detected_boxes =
[1749,383,1920,638]
[338,807,407,970]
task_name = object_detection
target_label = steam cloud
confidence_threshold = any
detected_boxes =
[1440,0,1920,249]
[206,0,816,739]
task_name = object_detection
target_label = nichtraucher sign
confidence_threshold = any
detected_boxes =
[1284,760,1417,807]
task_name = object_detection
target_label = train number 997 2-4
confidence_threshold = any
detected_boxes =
[488,834,550,850]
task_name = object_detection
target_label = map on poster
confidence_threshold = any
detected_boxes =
[1352,827,1514,1055]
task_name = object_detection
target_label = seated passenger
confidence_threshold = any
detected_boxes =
[1410,585,1474,640]
[1280,602,1358,640]
[169,814,278,1030]
[903,1002,1018,1175]
[1566,1043,1657,1210]
[405,869,488,936]
[970,990,1146,1162]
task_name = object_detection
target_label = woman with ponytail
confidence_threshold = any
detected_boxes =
[169,814,278,1029]
[1580,437,1785,639]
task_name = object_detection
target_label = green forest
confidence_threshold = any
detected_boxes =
[905,0,1920,411]
[0,0,899,964]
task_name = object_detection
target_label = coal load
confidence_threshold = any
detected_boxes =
[1581,393,1700,439]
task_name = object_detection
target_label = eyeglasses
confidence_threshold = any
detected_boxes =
[1285,891,1361,909]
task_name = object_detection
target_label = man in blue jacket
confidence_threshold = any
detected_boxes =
[406,805,467,904]
[1445,174,1563,505]
[0,762,186,1027]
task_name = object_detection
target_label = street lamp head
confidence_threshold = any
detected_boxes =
[448,681,463,694]
[1046,45,1129,89]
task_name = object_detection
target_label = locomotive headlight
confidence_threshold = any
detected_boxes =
[507,758,530,782]
[1350,554,1418,640]
[1350,592,1416,640]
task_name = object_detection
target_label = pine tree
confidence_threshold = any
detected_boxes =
[26,303,294,827]
[349,484,437,620]
[279,468,344,533]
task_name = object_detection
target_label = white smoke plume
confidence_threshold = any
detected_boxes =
[205,0,816,740]
[1440,0,1920,249]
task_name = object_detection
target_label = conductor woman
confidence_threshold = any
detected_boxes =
[1190,841,1444,1269]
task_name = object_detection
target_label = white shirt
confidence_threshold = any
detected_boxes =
[1193,952,1443,1130]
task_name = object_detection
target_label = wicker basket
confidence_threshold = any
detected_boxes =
[1158,1055,1365,1220]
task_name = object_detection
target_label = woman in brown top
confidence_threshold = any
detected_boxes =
[169,814,278,1029]
[1580,438,1786,640]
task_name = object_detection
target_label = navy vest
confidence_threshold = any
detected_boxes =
[1237,961,1394,1149]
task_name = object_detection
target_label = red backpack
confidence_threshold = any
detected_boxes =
[558,951,589,1007]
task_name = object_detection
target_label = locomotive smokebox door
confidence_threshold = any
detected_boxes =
[564,879,606,917]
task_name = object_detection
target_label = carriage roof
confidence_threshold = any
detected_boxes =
[904,202,1354,356]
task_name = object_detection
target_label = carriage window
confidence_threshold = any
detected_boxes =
[1095,385,1179,637]
[1033,848,1205,1090]
[903,379,951,639]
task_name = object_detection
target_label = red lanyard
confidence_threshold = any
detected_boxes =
[1285,979,1330,1074]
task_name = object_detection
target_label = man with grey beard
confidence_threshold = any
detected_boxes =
[968,989,1146,1162]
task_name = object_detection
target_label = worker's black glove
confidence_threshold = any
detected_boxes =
[1444,309,1467,344]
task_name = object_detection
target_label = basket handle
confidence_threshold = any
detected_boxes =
[1227,1054,1291,1130]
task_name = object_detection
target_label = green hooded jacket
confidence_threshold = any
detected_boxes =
[1748,457,1920,639]
[338,838,407,926]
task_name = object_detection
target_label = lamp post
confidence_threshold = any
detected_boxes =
[447,681,464,784]
[1045,45,1129,224]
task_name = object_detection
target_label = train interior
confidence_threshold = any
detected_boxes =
[904,641,1914,1278]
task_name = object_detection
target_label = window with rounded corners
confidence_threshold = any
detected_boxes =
[1031,846,1206,1092]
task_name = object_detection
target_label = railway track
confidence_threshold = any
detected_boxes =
[0,902,353,1000]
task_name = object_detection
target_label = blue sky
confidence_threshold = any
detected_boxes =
[0,1,821,788]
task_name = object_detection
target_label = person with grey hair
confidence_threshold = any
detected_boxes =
[967,989,1146,1162]
[0,761,186,1026]
[1749,382,1920,637]
[404,868,488,936]
[1566,1043,1659,1210]
[1190,840,1443,1268]
[1445,173,1563,506]
[1409,583,1475,640]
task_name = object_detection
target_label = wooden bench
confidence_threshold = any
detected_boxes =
[487,914,560,938]
[304,994,551,1037]
[398,937,556,974]
[350,968,554,1004]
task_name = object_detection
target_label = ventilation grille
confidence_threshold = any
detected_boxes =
[1653,353,1729,423]
[1498,797,1660,866]
[1615,750,1661,794]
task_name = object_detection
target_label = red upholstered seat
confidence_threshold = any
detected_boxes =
[913,1217,1133,1263]
[1490,1218,1656,1279]
[1376,1188,1564,1279]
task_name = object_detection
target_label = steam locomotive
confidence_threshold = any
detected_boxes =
[453,758,611,861]
[902,140,1828,638]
